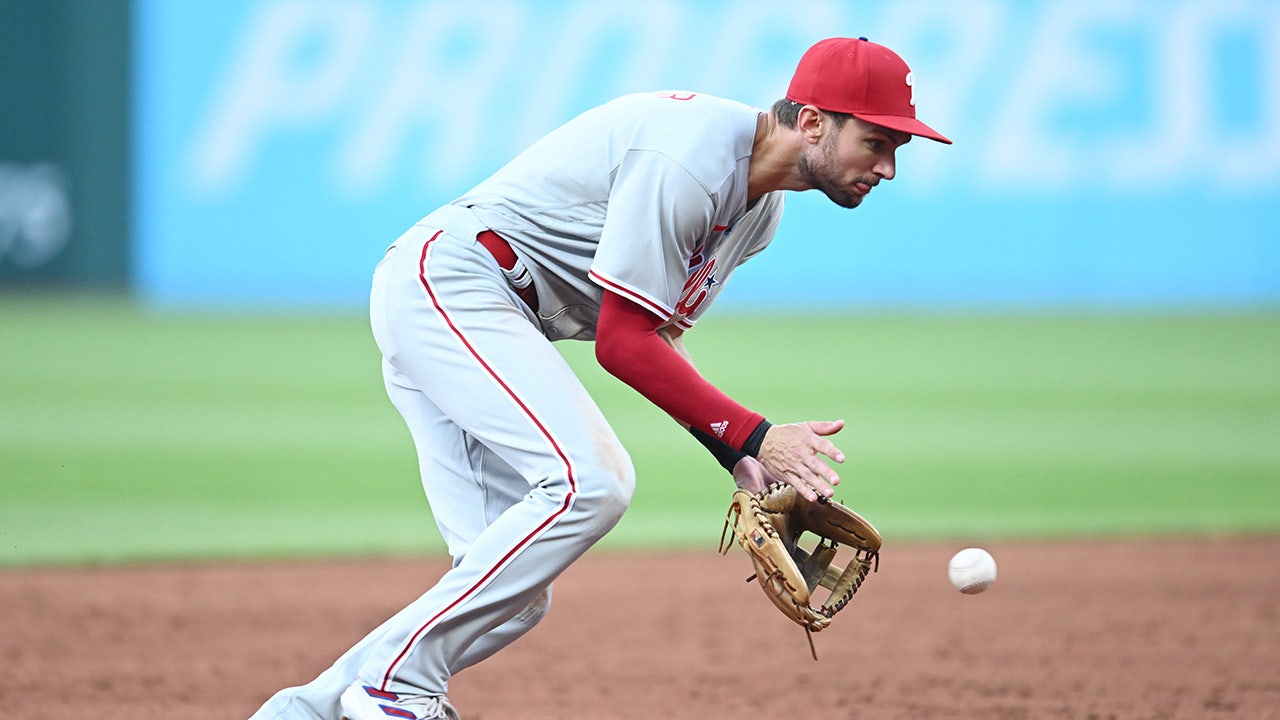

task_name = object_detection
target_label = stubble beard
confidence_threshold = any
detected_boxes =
[799,145,863,209]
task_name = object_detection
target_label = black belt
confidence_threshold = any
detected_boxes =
[477,230,539,312]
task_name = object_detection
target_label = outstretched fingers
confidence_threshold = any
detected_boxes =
[757,420,846,501]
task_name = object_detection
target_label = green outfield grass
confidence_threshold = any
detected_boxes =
[1,294,1278,566]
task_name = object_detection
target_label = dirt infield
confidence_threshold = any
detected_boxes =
[4,536,1278,719]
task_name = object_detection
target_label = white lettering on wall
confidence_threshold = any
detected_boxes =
[337,2,528,193]
[188,0,373,193]
[183,0,1280,198]
[988,0,1280,192]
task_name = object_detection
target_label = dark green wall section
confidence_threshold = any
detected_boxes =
[0,0,130,287]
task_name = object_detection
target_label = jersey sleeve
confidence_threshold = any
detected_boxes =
[588,149,714,320]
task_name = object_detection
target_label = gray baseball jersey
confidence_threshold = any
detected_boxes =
[456,90,784,340]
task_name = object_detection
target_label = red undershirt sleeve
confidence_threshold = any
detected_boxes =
[594,289,765,451]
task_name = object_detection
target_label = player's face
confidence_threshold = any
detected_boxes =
[800,117,910,209]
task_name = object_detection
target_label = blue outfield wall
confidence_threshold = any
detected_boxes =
[133,0,1280,311]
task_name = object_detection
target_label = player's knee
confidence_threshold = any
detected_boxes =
[599,464,635,521]
[575,448,635,534]
[514,586,552,627]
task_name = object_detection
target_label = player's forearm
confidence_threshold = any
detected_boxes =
[655,324,756,471]
[595,291,767,452]
[657,325,692,364]
[657,326,699,429]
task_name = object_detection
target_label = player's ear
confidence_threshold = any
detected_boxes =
[796,105,828,145]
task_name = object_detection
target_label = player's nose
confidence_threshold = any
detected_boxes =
[874,154,896,181]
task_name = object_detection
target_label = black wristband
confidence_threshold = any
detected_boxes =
[688,426,748,474]
[740,419,772,458]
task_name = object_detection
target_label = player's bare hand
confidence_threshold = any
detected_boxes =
[756,420,846,501]
[730,456,782,495]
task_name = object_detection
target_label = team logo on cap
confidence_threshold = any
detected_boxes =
[906,72,915,107]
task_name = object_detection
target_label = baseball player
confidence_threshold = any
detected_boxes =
[249,37,949,720]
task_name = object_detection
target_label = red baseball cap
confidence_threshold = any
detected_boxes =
[787,37,952,144]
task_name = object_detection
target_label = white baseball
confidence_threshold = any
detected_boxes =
[948,548,997,594]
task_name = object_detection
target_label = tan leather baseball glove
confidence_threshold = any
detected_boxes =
[720,483,881,648]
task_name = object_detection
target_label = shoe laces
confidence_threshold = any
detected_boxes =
[399,695,456,720]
